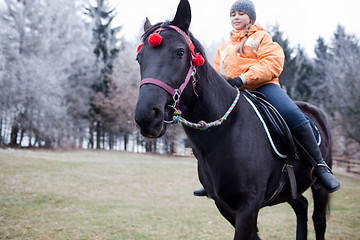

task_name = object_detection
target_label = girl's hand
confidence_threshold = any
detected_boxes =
[227,75,246,88]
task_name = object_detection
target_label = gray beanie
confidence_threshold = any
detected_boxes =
[230,0,256,22]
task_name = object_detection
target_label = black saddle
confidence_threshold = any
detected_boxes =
[243,90,320,159]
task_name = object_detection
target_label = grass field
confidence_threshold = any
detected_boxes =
[0,149,359,239]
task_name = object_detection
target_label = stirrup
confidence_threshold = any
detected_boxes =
[316,163,334,174]
[310,164,334,189]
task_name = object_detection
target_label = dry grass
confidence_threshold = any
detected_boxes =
[0,149,359,239]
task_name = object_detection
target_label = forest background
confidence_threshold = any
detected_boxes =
[0,0,359,159]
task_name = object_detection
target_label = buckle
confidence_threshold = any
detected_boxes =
[173,89,180,103]
[282,164,293,173]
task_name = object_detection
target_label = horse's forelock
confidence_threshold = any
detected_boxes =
[141,22,171,42]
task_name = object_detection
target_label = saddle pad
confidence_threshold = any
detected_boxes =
[243,93,321,159]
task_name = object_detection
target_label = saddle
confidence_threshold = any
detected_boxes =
[243,90,321,204]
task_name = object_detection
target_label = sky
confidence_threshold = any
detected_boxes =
[112,0,360,57]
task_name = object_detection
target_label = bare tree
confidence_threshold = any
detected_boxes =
[314,25,360,143]
[109,40,139,150]
[0,0,95,147]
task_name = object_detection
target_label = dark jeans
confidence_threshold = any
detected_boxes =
[255,83,307,129]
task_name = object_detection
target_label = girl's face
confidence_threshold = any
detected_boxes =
[230,10,251,30]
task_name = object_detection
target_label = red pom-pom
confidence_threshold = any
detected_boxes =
[136,43,143,53]
[193,53,205,66]
[148,33,162,47]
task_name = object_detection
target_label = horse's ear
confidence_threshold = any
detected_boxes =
[171,0,191,33]
[144,17,152,32]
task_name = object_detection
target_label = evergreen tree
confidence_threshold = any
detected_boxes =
[85,0,122,149]
[311,37,330,105]
[268,25,313,100]
[289,46,314,101]
[268,24,296,89]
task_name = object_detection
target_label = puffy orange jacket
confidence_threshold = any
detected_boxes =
[214,24,285,91]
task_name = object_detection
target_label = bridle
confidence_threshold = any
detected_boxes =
[139,25,201,111]
[138,25,240,129]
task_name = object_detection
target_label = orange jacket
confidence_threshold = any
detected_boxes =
[214,24,285,91]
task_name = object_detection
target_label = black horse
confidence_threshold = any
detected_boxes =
[135,0,332,239]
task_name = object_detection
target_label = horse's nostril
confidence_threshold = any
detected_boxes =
[151,106,163,121]
[135,104,164,128]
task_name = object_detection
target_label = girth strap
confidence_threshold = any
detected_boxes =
[265,164,297,205]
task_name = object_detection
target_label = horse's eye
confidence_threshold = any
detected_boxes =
[177,49,185,58]
[136,54,140,63]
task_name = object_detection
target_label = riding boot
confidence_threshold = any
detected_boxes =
[193,187,208,197]
[292,121,340,193]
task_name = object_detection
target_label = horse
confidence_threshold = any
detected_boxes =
[134,0,332,239]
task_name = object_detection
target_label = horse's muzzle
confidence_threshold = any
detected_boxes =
[135,104,167,138]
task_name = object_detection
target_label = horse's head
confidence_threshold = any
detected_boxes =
[134,0,204,138]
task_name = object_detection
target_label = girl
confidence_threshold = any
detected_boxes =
[194,0,339,196]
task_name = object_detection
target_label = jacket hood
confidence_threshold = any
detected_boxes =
[231,24,264,42]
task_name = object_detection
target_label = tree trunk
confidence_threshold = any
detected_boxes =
[28,135,33,148]
[108,132,113,150]
[169,141,175,155]
[123,134,128,151]
[10,124,19,147]
[0,118,3,146]
[96,121,101,149]
[19,129,25,147]
[153,139,157,153]
[44,137,52,148]
[145,139,152,152]
[89,124,94,149]
[102,128,106,149]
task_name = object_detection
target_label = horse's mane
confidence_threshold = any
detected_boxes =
[188,30,230,98]
[188,30,235,117]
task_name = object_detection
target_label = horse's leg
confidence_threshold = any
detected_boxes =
[311,186,329,240]
[288,195,308,240]
[215,197,261,239]
[214,201,236,227]
[233,206,259,240]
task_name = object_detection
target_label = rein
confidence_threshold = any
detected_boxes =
[173,88,240,130]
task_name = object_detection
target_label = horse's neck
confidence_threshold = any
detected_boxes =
[180,65,242,157]
[186,65,237,121]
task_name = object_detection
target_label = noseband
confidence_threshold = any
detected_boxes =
[139,25,203,109]
[140,64,197,110]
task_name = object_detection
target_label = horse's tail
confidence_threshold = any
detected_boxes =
[296,101,333,231]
